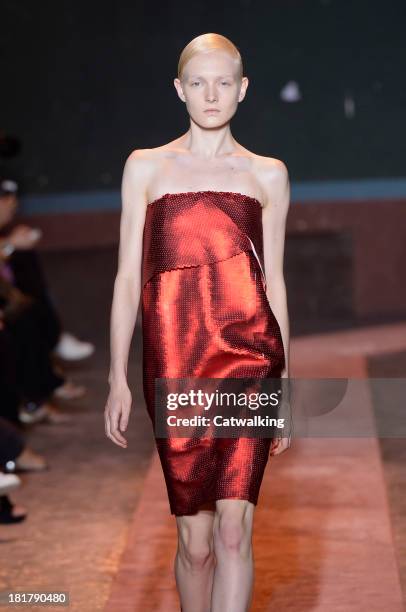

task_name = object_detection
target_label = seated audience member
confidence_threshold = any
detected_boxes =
[0,179,90,420]
[0,178,95,362]
[0,417,29,523]
[0,297,76,424]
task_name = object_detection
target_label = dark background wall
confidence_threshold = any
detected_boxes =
[1,0,405,197]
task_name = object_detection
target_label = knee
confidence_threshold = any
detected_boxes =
[177,539,214,572]
[213,514,251,557]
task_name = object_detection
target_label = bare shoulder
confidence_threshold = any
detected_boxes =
[259,155,289,184]
[252,154,290,210]
[123,142,177,194]
[123,147,164,182]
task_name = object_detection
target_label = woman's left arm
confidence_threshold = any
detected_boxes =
[261,160,291,378]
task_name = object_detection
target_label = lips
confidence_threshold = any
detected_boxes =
[204,109,220,113]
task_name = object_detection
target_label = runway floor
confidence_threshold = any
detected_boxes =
[0,247,404,612]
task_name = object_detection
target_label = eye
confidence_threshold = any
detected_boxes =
[191,81,200,86]
[221,81,231,86]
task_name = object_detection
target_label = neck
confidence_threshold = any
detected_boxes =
[181,119,237,159]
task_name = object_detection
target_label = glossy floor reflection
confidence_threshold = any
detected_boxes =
[105,322,406,611]
[0,244,404,611]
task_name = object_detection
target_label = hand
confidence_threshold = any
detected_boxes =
[269,434,291,456]
[270,368,292,456]
[8,225,40,249]
[104,382,132,448]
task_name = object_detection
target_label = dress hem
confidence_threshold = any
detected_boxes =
[171,494,259,516]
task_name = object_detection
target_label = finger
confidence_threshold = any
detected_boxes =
[108,421,126,447]
[119,409,129,432]
[105,410,123,446]
[111,410,126,441]
[277,438,291,454]
[271,436,284,454]
[104,411,111,438]
[269,439,280,455]
[105,406,126,447]
[111,431,127,447]
[110,411,127,446]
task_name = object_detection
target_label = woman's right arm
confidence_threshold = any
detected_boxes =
[104,150,151,448]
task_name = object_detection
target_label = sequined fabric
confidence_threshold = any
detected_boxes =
[141,191,285,515]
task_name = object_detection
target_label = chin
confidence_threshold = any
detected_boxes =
[201,114,230,128]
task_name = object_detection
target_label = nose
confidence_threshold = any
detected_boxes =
[205,84,218,102]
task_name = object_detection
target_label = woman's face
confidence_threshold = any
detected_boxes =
[174,50,248,128]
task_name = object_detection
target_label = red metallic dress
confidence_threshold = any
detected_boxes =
[141,191,285,516]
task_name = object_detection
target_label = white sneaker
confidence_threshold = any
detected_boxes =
[0,472,22,495]
[53,332,95,361]
[19,402,49,424]
[19,401,73,425]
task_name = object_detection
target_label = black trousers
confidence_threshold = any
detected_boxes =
[0,416,25,465]
[9,249,62,351]
[0,329,22,425]
[0,248,65,413]
[4,304,65,405]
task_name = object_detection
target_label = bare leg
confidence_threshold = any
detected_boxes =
[175,501,216,612]
[211,499,255,612]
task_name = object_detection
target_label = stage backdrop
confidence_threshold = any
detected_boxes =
[1,0,405,203]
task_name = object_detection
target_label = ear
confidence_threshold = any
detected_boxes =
[174,77,186,103]
[238,76,249,102]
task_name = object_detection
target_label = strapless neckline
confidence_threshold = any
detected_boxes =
[146,190,263,209]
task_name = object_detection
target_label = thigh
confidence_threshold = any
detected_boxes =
[0,329,22,423]
[175,505,216,552]
[9,249,48,299]
[213,499,255,544]
[0,416,25,464]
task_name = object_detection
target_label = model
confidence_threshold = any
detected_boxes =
[105,32,291,612]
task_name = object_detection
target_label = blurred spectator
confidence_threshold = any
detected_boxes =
[0,494,27,523]
[0,178,95,362]
[0,417,31,524]
[0,305,72,424]
[0,182,93,425]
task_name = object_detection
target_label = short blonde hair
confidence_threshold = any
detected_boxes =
[177,33,243,80]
